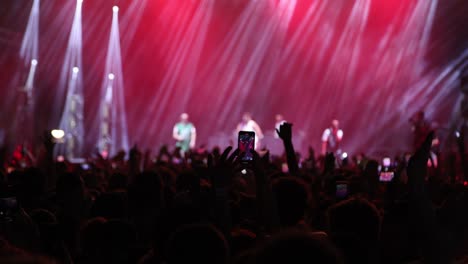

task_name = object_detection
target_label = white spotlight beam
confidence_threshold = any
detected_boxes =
[95,6,129,156]
[55,0,84,158]
[20,0,40,65]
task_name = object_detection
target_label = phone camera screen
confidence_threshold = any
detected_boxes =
[238,131,255,162]
[379,171,394,182]
[336,182,348,199]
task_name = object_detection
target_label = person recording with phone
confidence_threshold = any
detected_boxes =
[236,112,263,150]
[321,119,343,156]
[172,113,196,156]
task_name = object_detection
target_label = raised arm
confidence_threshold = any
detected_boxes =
[276,122,299,176]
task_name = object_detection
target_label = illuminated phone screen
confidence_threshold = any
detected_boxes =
[379,171,394,182]
[336,182,348,198]
[238,131,255,162]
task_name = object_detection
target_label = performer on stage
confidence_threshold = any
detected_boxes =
[173,113,196,156]
[236,112,263,150]
[321,119,343,155]
[409,110,431,151]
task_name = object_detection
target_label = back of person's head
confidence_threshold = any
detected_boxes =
[80,218,136,264]
[55,172,84,203]
[272,177,310,227]
[165,223,229,264]
[0,237,55,263]
[128,171,162,213]
[90,191,128,220]
[327,197,381,263]
[108,172,128,191]
[99,219,137,264]
[327,197,381,244]
[255,230,342,264]
[80,217,107,259]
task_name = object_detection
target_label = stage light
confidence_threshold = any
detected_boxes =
[342,152,348,159]
[72,67,79,74]
[108,73,115,80]
[113,6,119,13]
[51,129,65,139]
[31,59,38,66]
[455,131,460,138]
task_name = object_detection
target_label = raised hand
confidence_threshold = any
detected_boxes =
[276,122,293,142]
[276,122,298,176]
[208,146,239,189]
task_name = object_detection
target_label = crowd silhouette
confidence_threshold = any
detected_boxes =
[0,122,467,264]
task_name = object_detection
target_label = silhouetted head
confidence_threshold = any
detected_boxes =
[256,230,342,264]
[165,223,229,264]
[327,197,381,245]
[272,177,310,227]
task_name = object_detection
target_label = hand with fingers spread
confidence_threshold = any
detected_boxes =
[208,146,239,190]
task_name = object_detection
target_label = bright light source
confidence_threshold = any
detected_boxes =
[78,0,83,3]
[51,129,65,139]
[31,59,38,66]
[72,67,79,74]
[113,6,119,13]
[342,152,348,159]
[241,169,247,175]
[455,131,460,138]
[108,73,115,80]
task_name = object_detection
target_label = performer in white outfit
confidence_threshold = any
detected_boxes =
[321,119,343,155]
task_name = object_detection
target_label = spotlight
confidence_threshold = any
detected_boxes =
[455,131,460,138]
[341,152,348,159]
[31,59,38,66]
[108,73,115,80]
[72,67,79,74]
[51,129,65,139]
[113,6,119,13]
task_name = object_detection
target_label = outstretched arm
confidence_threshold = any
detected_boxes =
[407,131,449,263]
[276,122,299,176]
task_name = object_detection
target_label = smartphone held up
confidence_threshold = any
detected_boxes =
[238,131,255,164]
